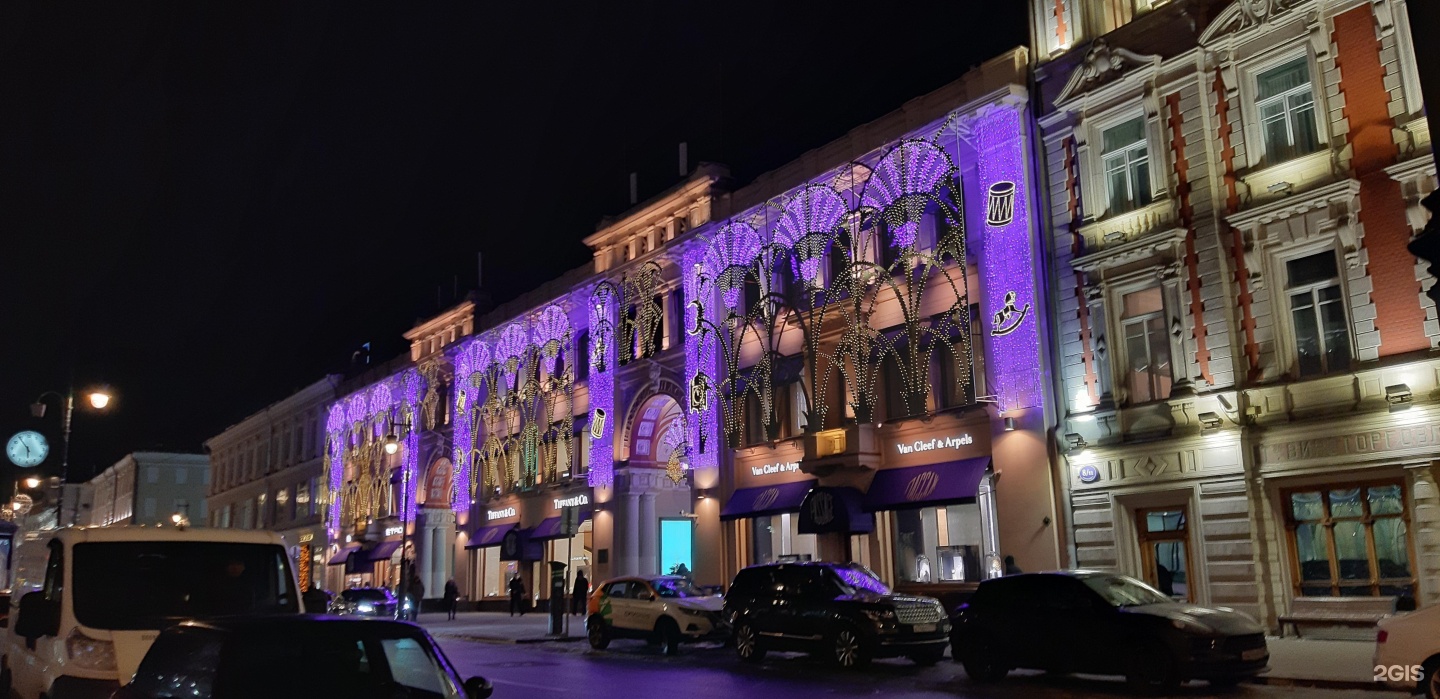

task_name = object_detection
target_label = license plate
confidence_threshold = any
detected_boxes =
[912,623,936,633]
[1241,648,1266,661]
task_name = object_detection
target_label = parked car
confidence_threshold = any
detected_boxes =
[111,615,492,699]
[2,526,301,699]
[1375,601,1440,697]
[723,562,948,668]
[332,587,400,618]
[586,575,726,654]
[950,571,1267,692]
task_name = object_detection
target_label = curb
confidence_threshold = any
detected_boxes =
[1248,676,1403,692]
[436,632,586,646]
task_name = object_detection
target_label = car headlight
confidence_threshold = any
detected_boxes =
[863,609,896,626]
[1171,616,1213,634]
[66,628,117,672]
[358,603,374,613]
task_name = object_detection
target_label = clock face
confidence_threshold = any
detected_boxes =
[7,431,49,468]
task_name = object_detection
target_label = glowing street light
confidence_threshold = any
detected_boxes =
[87,392,111,410]
[31,384,115,526]
[23,477,40,490]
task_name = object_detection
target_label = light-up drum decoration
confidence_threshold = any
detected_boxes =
[985,181,1016,227]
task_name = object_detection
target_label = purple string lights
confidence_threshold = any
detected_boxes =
[324,368,426,528]
[683,245,720,472]
[588,284,618,488]
[702,222,762,309]
[775,185,848,285]
[448,339,490,514]
[973,106,1042,412]
[861,139,955,250]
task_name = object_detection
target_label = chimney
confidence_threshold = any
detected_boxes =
[629,172,638,205]
[678,142,688,177]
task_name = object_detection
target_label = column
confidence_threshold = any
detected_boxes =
[639,493,657,575]
[1408,464,1440,607]
[624,493,640,576]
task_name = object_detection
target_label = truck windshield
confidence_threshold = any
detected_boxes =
[72,542,299,630]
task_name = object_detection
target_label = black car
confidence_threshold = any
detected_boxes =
[950,571,1268,693]
[112,615,492,699]
[724,562,949,668]
[332,587,400,618]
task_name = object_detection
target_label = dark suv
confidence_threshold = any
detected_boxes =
[724,562,949,668]
[950,571,1268,693]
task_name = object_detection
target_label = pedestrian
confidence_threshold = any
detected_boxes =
[444,578,460,621]
[409,572,426,621]
[509,575,527,617]
[303,583,330,614]
[571,570,589,616]
[1003,555,1022,576]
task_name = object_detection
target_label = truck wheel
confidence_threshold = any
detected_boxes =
[831,627,871,669]
[586,617,610,650]
[656,618,681,656]
[734,622,766,662]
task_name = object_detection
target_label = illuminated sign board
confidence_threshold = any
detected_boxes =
[487,507,517,521]
[553,494,589,509]
[748,462,800,478]
[383,525,404,537]
[893,434,974,455]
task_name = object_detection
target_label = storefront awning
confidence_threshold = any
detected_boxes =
[720,480,817,521]
[533,509,591,540]
[864,457,990,511]
[365,540,403,562]
[466,522,518,549]
[799,486,874,534]
[327,543,361,566]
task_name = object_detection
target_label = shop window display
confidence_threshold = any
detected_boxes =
[892,503,983,583]
[751,513,816,565]
[1284,481,1414,603]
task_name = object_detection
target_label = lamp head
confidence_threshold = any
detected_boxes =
[23,477,41,489]
[383,434,400,455]
[29,403,45,419]
[88,392,111,410]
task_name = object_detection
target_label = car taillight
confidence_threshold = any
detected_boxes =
[1377,629,1388,644]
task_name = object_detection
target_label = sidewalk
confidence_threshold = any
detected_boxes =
[418,611,588,644]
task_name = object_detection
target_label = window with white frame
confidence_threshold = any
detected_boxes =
[1285,250,1351,377]
[1120,287,1171,403]
[1256,57,1319,166]
[1101,117,1152,215]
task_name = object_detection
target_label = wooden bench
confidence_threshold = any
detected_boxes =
[1277,596,1397,637]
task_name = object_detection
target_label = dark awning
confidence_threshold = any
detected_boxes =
[799,486,874,534]
[327,543,361,566]
[533,509,592,540]
[466,522,518,549]
[720,480,816,521]
[864,458,990,511]
[365,540,403,562]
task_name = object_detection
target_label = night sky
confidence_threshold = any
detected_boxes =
[0,2,1026,485]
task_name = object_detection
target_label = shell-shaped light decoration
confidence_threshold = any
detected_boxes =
[775,184,848,284]
[702,221,763,309]
[860,139,954,249]
[533,304,570,376]
[497,322,528,385]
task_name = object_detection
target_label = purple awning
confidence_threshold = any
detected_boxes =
[466,522,517,549]
[863,458,990,511]
[365,540,403,562]
[327,544,361,566]
[533,509,592,540]
[720,480,817,520]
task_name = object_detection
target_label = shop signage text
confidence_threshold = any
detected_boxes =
[298,532,315,543]
[554,494,589,509]
[1078,465,1100,484]
[1265,422,1440,464]
[487,507,517,521]
[383,525,403,537]
[750,462,800,477]
[894,434,974,455]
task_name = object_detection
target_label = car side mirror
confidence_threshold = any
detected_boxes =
[649,594,657,602]
[15,592,59,641]
[464,676,493,699]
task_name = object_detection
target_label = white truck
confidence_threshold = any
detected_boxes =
[1,525,302,699]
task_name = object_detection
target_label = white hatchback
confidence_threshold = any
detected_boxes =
[1375,603,1440,697]
[585,576,725,655]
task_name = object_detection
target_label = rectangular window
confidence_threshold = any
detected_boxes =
[175,469,187,485]
[1100,117,1152,215]
[1120,287,1171,403]
[1286,251,1351,377]
[1256,58,1319,165]
[1284,482,1414,602]
[1135,507,1192,601]
[750,513,817,565]
[147,467,159,484]
[891,503,984,583]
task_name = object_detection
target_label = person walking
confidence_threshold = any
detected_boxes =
[409,572,426,621]
[508,575,526,617]
[570,570,589,616]
[443,579,460,621]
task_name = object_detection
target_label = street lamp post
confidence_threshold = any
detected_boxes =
[383,422,414,620]
[31,388,112,527]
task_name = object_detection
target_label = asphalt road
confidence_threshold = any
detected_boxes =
[434,636,1400,699]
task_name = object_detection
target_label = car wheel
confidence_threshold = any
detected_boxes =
[1124,643,1179,695]
[734,622,766,663]
[586,616,610,650]
[1423,658,1440,699]
[831,627,871,669]
[656,618,682,656]
[960,640,1008,683]
[909,647,945,667]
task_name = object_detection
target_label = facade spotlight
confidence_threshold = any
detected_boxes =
[1198,412,1223,429]
[1385,383,1413,405]
[1064,433,1087,449]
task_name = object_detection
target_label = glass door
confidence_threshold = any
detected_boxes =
[1136,507,1192,601]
